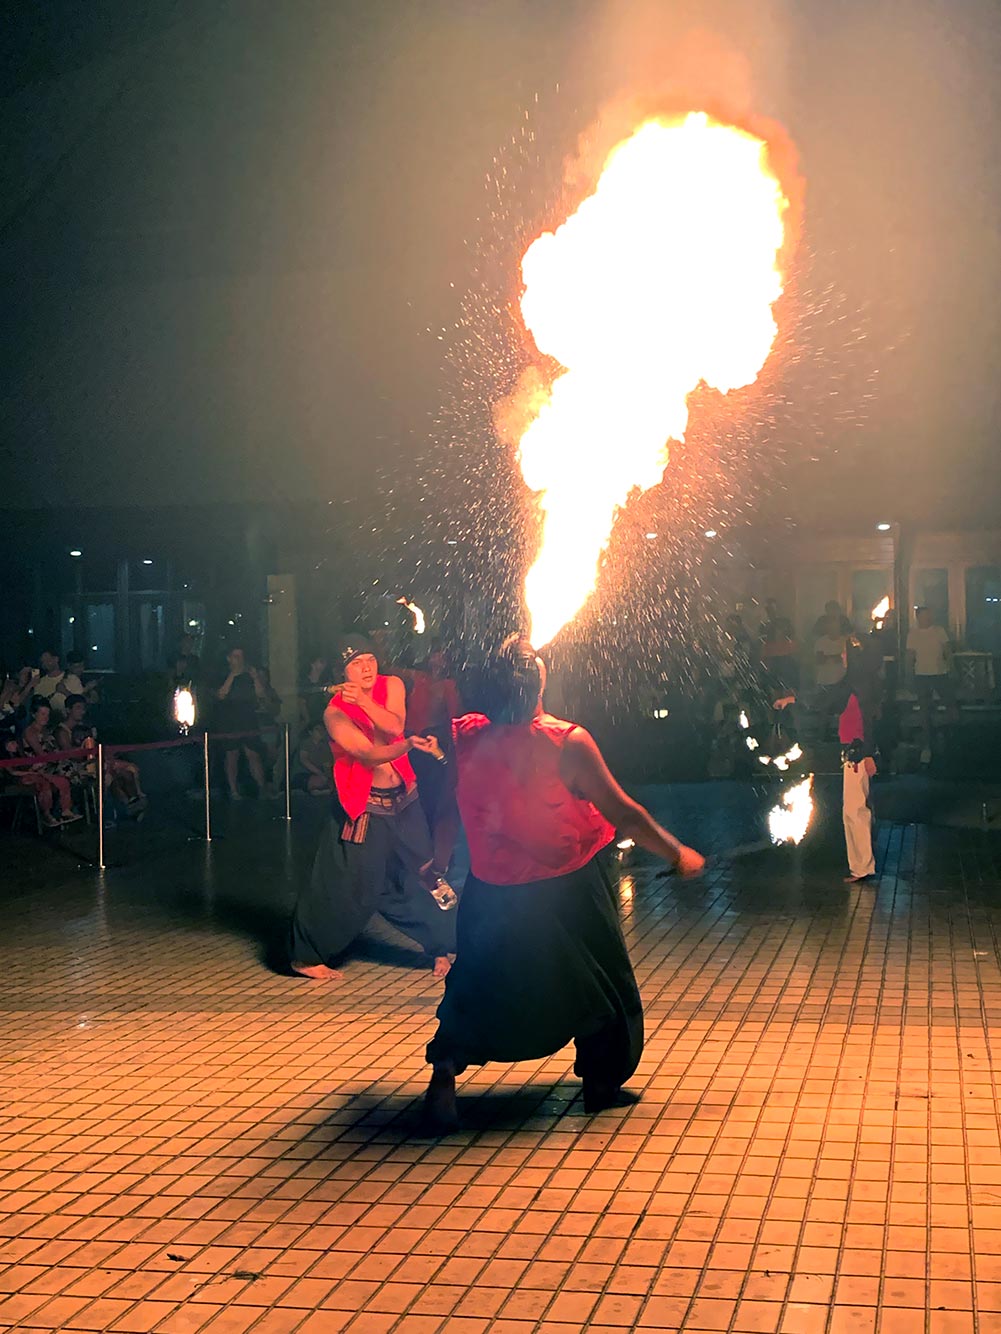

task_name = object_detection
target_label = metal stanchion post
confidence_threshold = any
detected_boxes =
[96,742,105,870]
[284,723,292,823]
[203,731,212,842]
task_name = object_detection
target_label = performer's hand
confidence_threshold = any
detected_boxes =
[338,682,364,706]
[409,734,438,754]
[863,757,877,778]
[675,845,706,877]
[773,694,796,711]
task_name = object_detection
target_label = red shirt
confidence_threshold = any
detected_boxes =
[406,673,460,737]
[838,692,865,746]
[452,712,615,885]
[327,675,415,819]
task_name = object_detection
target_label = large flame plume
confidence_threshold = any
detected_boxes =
[508,110,793,646]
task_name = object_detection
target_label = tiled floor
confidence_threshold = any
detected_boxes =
[2,782,1001,1333]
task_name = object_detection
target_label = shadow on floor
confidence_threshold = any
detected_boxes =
[292,1082,601,1147]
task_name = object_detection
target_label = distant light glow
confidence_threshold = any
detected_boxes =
[877,522,892,532]
[704,529,718,539]
[69,549,82,558]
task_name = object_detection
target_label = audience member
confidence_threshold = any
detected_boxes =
[292,720,335,795]
[907,606,958,764]
[759,614,800,691]
[214,646,275,800]
[20,697,84,824]
[299,654,333,730]
[814,612,848,687]
[403,643,462,878]
[171,633,202,687]
[1,666,33,737]
[812,600,853,638]
[32,650,84,717]
[65,651,100,704]
[58,695,148,814]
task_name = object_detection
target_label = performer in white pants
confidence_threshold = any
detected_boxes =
[840,739,876,882]
[776,633,882,883]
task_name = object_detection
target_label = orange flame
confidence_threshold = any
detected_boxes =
[510,111,793,646]
[768,774,814,845]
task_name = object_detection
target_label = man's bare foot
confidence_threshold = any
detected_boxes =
[423,1065,459,1132]
[843,873,874,883]
[432,955,453,980]
[291,962,343,980]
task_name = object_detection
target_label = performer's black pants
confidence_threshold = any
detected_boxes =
[289,799,456,964]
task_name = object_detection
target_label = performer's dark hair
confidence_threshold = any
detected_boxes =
[474,634,541,725]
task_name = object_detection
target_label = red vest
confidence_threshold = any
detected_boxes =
[327,675,415,819]
[452,712,615,885]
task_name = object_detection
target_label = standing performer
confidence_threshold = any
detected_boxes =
[401,643,462,879]
[776,633,882,883]
[424,637,704,1130]
[289,635,458,981]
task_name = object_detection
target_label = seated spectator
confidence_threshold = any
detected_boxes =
[65,651,101,704]
[18,698,84,825]
[32,649,85,718]
[1,664,34,737]
[58,695,148,815]
[292,720,335,795]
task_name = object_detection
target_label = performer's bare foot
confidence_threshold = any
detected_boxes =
[582,1084,642,1115]
[432,954,455,980]
[843,873,875,883]
[291,962,343,980]
[423,1064,459,1132]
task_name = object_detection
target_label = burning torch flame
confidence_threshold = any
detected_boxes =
[174,686,196,732]
[510,112,791,646]
[396,598,426,635]
[871,596,890,625]
[768,774,814,845]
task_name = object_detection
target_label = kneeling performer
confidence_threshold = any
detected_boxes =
[289,635,457,980]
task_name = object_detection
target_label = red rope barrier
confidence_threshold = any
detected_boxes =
[2,730,271,770]
[0,748,88,770]
[104,737,201,756]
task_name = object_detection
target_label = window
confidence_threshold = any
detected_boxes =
[59,604,79,658]
[965,567,1001,654]
[797,569,839,638]
[912,568,949,627]
[182,601,207,651]
[851,569,891,626]
[84,603,116,671]
[136,601,166,671]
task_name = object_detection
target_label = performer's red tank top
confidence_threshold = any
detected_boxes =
[328,675,415,820]
[452,712,615,885]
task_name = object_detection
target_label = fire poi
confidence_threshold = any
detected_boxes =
[499,110,796,648]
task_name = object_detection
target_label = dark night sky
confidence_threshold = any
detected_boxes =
[2,0,1000,528]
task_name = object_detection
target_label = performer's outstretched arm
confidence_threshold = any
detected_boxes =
[559,727,704,875]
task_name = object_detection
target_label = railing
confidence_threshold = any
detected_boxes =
[1,724,294,869]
